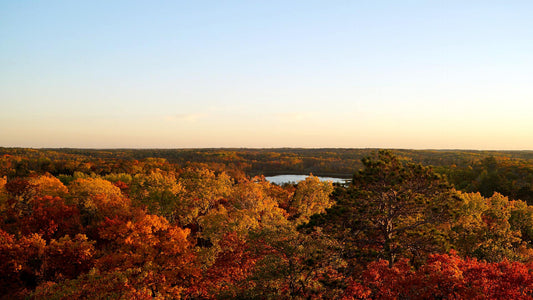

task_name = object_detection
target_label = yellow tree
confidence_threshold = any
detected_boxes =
[130,170,183,219]
[28,174,68,198]
[68,178,129,228]
[174,167,232,227]
[68,177,124,207]
[289,175,334,224]
[198,178,288,266]
[451,192,533,262]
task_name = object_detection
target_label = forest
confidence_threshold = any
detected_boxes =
[2,147,533,299]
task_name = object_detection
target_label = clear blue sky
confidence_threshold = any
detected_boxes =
[1,1,532,149]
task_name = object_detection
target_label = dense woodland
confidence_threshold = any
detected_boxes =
[2,148,533,299]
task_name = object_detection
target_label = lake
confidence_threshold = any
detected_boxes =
[264,174,350,185]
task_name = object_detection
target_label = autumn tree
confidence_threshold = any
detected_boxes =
[129,170,183,220]
[27,174,69,198]
[451,192,533,262]
[95,210,199,298]
[68,177,124,206]
[247,226,346,299]
[509,199,533,244]
[3,178,37,218]
[32,269,158,300]
[67,177,129,229]
[0,177,8,215]
[193,232,258,298]
[174,167,233,228]
[1,178,81,239]
[19,196,82,241]
[288,175,334,224]
[197,177,289,268]
[42,234,95,281]
[0,230,46,298]
[347,251,533,299]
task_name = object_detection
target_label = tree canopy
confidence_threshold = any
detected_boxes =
[1,148,533,299]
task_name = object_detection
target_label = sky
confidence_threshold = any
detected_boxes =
[1,1,533,149]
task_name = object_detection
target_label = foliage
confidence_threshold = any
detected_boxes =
[451,192,533,262]
[347,251,533,299]
[0,148,533,298]
[289,175,334,224]
[310,150,457,267]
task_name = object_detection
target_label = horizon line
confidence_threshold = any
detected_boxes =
[2,146,533,152]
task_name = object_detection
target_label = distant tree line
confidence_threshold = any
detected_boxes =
[2,147,533,203]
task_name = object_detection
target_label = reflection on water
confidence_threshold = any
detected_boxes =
[264,174,350,185]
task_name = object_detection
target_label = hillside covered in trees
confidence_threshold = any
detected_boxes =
[2,148,533,299]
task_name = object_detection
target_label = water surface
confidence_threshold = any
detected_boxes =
[265,174,349,185]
